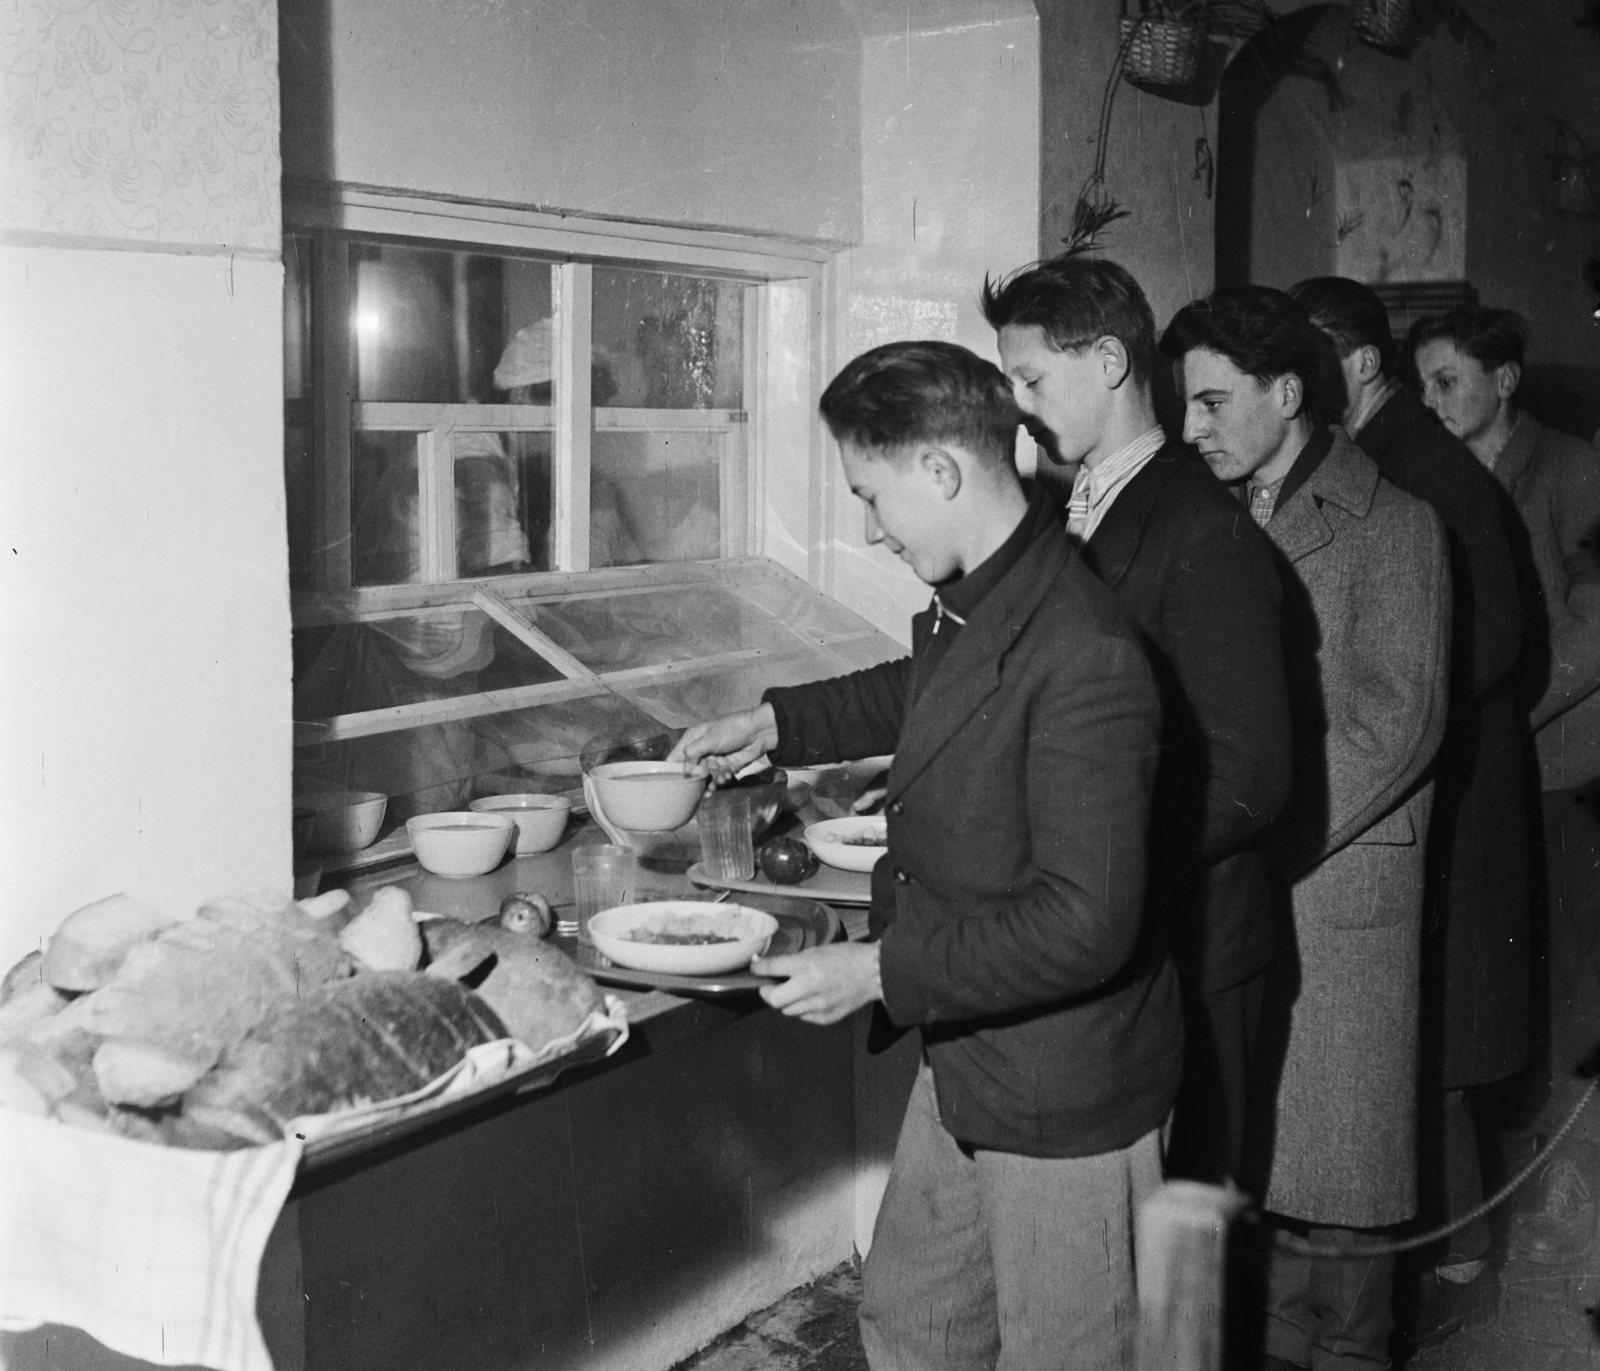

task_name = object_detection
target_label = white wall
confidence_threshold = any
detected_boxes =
[829,6,1041,642]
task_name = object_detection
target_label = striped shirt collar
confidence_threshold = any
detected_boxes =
[1066,426,1166,543]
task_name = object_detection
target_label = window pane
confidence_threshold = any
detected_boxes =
[591,267,743,408]
[351,431,422,585]
[351,243,556,406]
[453,430,553,576]
[591,428,742,567]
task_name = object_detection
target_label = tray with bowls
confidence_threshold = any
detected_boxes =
[571,891,840,995]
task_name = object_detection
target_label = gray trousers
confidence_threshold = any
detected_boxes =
[1263,1222,1396,1370]
[859,1064,1162,1371]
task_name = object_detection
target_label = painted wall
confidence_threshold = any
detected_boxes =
[279,0,862,245]
[0,1,289,971]
[1216,2,1600,428]
[829,5,1042,641]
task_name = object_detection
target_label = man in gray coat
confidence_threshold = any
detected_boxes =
[1162,287,1451,1371]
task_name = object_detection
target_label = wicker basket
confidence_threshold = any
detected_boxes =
[1352,0,1412,48]
[1120,17,1204,87]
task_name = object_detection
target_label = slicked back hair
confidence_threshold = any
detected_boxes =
[1288,276,1397,377]
[818,340,1022,470]
[1159,286,1323,412]
[1409,307,1530,372]
[979,256,1158,387]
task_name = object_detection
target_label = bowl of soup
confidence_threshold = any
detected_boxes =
[587,901,779,975]
[406,811,515,877]
[468,793,572,854]
[587,761,708,832]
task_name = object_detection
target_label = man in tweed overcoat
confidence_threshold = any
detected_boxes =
[1162,288,1451,1371]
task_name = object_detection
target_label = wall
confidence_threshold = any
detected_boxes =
[829,3,1042,640]
[0,1,289,970]
[279,0,862,245]
[1216,1,1600,430]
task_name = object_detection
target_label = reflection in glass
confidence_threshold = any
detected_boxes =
[350,432,422,586]
[591,267,743,409]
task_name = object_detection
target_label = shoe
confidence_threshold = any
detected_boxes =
[1398,1264,1497,1347]
[1511,1147,1599,1265]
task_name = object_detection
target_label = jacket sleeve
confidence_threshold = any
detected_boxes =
[1532,435,1600,730]
[877,627,1160,1024]
[1159,511,1293,864]
[1274,496,1452,877]
[762,657,911,765]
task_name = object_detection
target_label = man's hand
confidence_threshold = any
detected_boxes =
[667,703,780,782]
[751,942,883,1025]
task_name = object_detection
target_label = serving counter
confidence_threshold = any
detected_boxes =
[256,817,916,1371]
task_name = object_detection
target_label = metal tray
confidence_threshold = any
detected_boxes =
[686,860,872,906]
[572,893,841,995]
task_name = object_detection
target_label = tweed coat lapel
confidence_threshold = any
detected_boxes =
[1080,438,1185,588]
[885,530,1072,803]
[1268,432,1379,562]
[1492,411,1539,496]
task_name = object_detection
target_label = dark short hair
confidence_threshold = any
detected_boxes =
[979,256,1158,386]
[1288,276,1396,377]
[818,340,1021,468]
[1409,307,1530,371]
[1159,286,1323,406]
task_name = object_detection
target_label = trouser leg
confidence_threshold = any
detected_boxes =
[980,1127,1161,1371]
[1440,1089,1489,1263]
[1263,1223,1314,1366]
[1264,1222,1395,1369]
[859,1066,998,1371]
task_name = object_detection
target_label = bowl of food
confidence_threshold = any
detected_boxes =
[587,760,708,832]
[294,790,388,855]
[804,816,889,872]
[468,793,571,854]
[406,811,515,877]
[587,901,779,976]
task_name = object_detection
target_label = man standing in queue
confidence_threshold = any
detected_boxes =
[1160,288,1450,1371]
[983,255,1292,1185]
[669,340,1181,1371]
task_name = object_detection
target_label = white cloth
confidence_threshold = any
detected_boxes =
[1064,426,1166,544]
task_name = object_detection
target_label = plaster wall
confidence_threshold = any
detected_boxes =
[830,8,1042,642]
[0,1,288,969]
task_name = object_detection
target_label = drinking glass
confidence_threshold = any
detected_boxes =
[570,844,637,944]
[698,788,754,880]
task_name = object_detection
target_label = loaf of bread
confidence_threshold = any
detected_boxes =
[40,894,184,993]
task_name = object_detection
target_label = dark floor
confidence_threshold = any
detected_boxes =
[672,1262,868,1371]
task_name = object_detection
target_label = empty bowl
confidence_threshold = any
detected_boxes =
[294,790,388,855]
[406,811,515,877]
[469,793,571,854]
[587,901,779,976]
[804,816,889,873]
[587,761,708,832]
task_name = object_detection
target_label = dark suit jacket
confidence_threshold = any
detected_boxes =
[1355,387,1529,1084]
[1079,443,1293,994]
[765,516,1182,1158]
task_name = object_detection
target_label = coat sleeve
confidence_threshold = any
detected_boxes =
[1275,495,1451,877]
[877,626,1160,1024]
[1532,435,1600,730]
[1158,510,1293,864]
[762,657,912,765]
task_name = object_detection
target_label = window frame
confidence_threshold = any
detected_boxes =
[284,183,832,601]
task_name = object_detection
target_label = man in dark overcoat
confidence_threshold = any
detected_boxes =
[1162,288,1451,1371]
[1294,276,1528,1341]
[672,340,1181,1371]
[982,255,1292,1184]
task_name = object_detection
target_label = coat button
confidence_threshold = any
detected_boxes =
[889,800,905,816]
[895,866,910,884]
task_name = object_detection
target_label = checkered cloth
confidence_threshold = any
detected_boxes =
[0,1000,628,1371]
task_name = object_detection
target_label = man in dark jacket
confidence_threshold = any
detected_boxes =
[1294,277,1528,1344]
[982,255,1292,1184]
[671,340,1181,1371]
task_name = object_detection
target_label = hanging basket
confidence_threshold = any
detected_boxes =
[1120,17,1204,88]
[1352,0,1412,49]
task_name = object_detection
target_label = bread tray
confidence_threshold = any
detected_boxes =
[572,894,840,995]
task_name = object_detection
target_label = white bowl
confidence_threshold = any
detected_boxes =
[588,901,779,976]
[588,760,707,832]
[468,793,571,854]
[406,811,515,877]
[804,816,889,873]
[294,790,388,855]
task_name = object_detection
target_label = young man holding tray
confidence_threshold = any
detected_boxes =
[669,340,1181,1371]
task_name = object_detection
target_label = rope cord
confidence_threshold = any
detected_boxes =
[1257,1078,1598,1260]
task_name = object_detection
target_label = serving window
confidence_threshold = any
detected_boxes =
[284,194,895,865]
